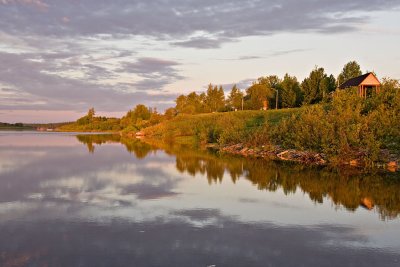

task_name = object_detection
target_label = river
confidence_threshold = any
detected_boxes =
[0,131,399,266]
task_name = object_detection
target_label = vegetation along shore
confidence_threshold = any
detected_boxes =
[55,61,399,171]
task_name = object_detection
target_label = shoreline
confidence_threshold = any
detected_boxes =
[42,128,400,173]
[212,143,399,173]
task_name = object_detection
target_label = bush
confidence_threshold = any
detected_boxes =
[274,85,400,162]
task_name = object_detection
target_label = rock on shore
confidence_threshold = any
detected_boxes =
[221,144,327,166]
[220,143,398,171]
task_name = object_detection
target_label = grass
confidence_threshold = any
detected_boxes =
[142,108,301,145]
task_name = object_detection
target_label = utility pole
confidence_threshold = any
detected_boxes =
[241,96,244,111]
[274,89,279,110]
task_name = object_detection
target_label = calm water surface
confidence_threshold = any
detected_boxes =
[0,131,399,267]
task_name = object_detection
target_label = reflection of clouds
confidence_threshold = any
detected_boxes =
[238,198,260,204]
[171,208,228,227]
[172,208,221,222]
[0,149,46,174]
[0,132,79,147]
[0,211,398,267]
[34,159,182,207]
[0,140,181,206]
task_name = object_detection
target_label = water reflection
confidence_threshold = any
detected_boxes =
[78,134,400,221]
[0,132,399,267]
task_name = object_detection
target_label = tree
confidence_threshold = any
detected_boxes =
[256,75,281,108]
[187,92,202,113]
[301,67,331,105]
[132,104,151,121]
[175,92,202,114]
[88,107,95,119]
[175,95,188,114]
[77,108,96,125]
[205,84,225,112]
[257,75,280,89]
[337,61,362,86]
[120,104,151,127]
[227,84,244,110]
[280,74,302,108]
[246,83,272,110]
[164,108,177,120]
[323,74,337,99]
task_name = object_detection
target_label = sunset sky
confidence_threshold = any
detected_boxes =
[1,0,399,123]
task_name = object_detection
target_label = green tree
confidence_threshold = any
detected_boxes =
[187,92,203,113]
[175,93,200,114]
[337,61,362,86]
[280,74,302,108]
[256,75,281,108]
[120,104,151,128]
[227,84,244,110]
[323,74,337,99]
[301,67,331,105]
[245,83,272,110]
[199,92,207,113]
[257,75,280,89]
[77,108,95,125]
[206,84,225,112]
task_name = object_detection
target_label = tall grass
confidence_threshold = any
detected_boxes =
[143,109,298,145]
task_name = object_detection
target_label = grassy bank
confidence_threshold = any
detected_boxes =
[142,87,400,168]
[56,118,122,132]
[142,109,299,145]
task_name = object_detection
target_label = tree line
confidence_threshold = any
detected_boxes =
[174,61,363,114]
[63,60,389,132]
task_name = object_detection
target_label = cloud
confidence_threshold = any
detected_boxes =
[117,57,185,90]
[118,58,181,79]
[1,0,399,48]
[218,49,311,61]
[0,0,48,10]
[172,37,234,49]
[219,78,255,92]
[0,0,399,116]
[0,52,176,111]
[269,48,311,57]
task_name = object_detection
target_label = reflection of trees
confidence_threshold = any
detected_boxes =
[122,138,153,159]
[76,135,400,220]
[76,134,122,153]
[152,140,400,221]
[76,134,153,159]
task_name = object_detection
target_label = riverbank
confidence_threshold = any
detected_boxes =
[217,143,398,172]
[53,88,399,172]
[140,89,400,172]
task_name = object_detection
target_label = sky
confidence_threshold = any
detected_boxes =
[0,0,399,123]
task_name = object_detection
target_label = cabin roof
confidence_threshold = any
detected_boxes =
[339,73,380,89]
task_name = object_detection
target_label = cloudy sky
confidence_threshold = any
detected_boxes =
[0,0,399,123]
